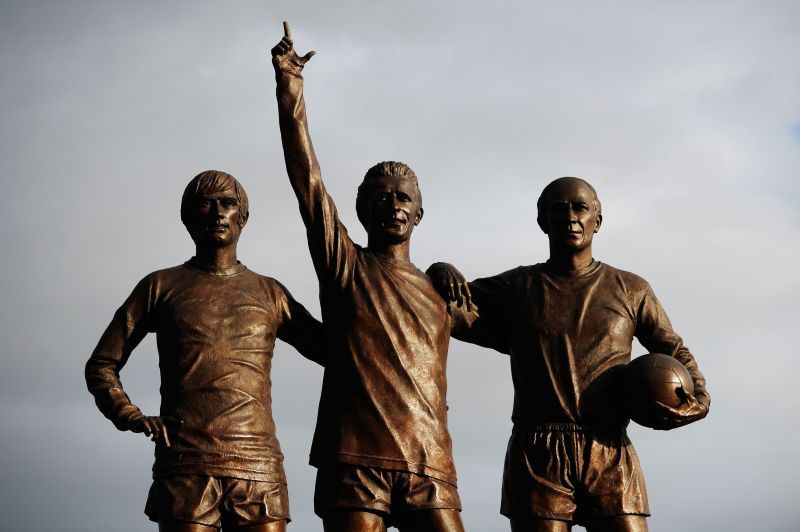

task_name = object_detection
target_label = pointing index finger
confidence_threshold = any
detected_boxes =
[283,21,291,39]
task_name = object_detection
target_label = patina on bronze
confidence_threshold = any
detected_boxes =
[429,177,710,532]
[272,22,468,532]
[85,170,324,532]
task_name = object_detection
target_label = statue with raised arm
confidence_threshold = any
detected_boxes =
[429,177,710,532]
[86,170,324,532]
[271,22,469,532]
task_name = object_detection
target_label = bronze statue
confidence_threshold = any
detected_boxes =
[428,177,710,532]
[271,22,470,532]
[85,170,324,532]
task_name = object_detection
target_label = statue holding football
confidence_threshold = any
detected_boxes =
[429,176,710,531]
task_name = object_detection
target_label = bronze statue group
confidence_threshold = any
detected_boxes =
[86,23,709,532]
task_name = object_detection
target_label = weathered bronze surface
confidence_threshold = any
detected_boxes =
[272,22,466,532]
[429,177,710,532]
[86,170,324,532]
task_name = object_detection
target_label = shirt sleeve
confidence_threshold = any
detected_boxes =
[275,69,356,284]
[450,272,513,355]
[635,284,710,406]
[275,281,326,367]
[85,275,157,430]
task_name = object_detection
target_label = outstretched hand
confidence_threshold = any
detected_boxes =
[650,390,709,430]
[271,21,316,76]
[427,262,473,312]
[128,415,181,447]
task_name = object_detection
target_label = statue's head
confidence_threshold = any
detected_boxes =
[536,177,602,251]
[180,170,250,247]
[355,161,424,244]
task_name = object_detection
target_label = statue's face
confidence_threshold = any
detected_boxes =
[186,185,244,248]
[365,174,423,245]
[540,179,601,252]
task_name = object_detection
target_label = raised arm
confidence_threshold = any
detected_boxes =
[271,22,354,279]
[85,277,174,446]
[271,21,320,226]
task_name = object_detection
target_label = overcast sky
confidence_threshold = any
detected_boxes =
[1,1,799,531]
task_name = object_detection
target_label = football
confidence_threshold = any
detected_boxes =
[622,353,694,429]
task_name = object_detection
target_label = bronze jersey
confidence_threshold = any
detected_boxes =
[86,261,322,482]
[301,179,458,484]
[459,261,708,428]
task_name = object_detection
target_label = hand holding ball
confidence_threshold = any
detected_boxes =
[622,353,694,429]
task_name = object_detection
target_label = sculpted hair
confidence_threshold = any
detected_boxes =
[180,170,250,227]
[355,161,422,229]
[536,176,601,230]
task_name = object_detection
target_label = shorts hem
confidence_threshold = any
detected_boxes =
[145,476,291,526]
[316,500,462,518]
[501,511,650,525]
[311,455,458,487]
[501,510,573,521]
[147,515,290,526]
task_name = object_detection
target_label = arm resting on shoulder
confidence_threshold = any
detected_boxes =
[426,262,510,355]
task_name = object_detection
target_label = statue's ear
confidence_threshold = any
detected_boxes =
[594,213,602,233]
[239,210,249,228]
[537,214,549,234]
[415,207,424,226]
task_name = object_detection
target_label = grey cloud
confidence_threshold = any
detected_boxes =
[1,1,798,530]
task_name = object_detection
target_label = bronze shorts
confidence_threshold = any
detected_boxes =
[314,463,461,522]
[501,424,649,526]
[144,475,290,527]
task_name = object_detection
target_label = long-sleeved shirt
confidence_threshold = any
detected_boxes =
[276,70,461,485]
[85,259,323,482]
[456,261,709,429]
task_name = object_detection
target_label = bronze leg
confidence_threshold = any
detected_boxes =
[510,517,571,532]
[397,508,465,532]
[159,522,217,532]
[322,510,387,532]
[226,520,288,532]
[585,515,648,532]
